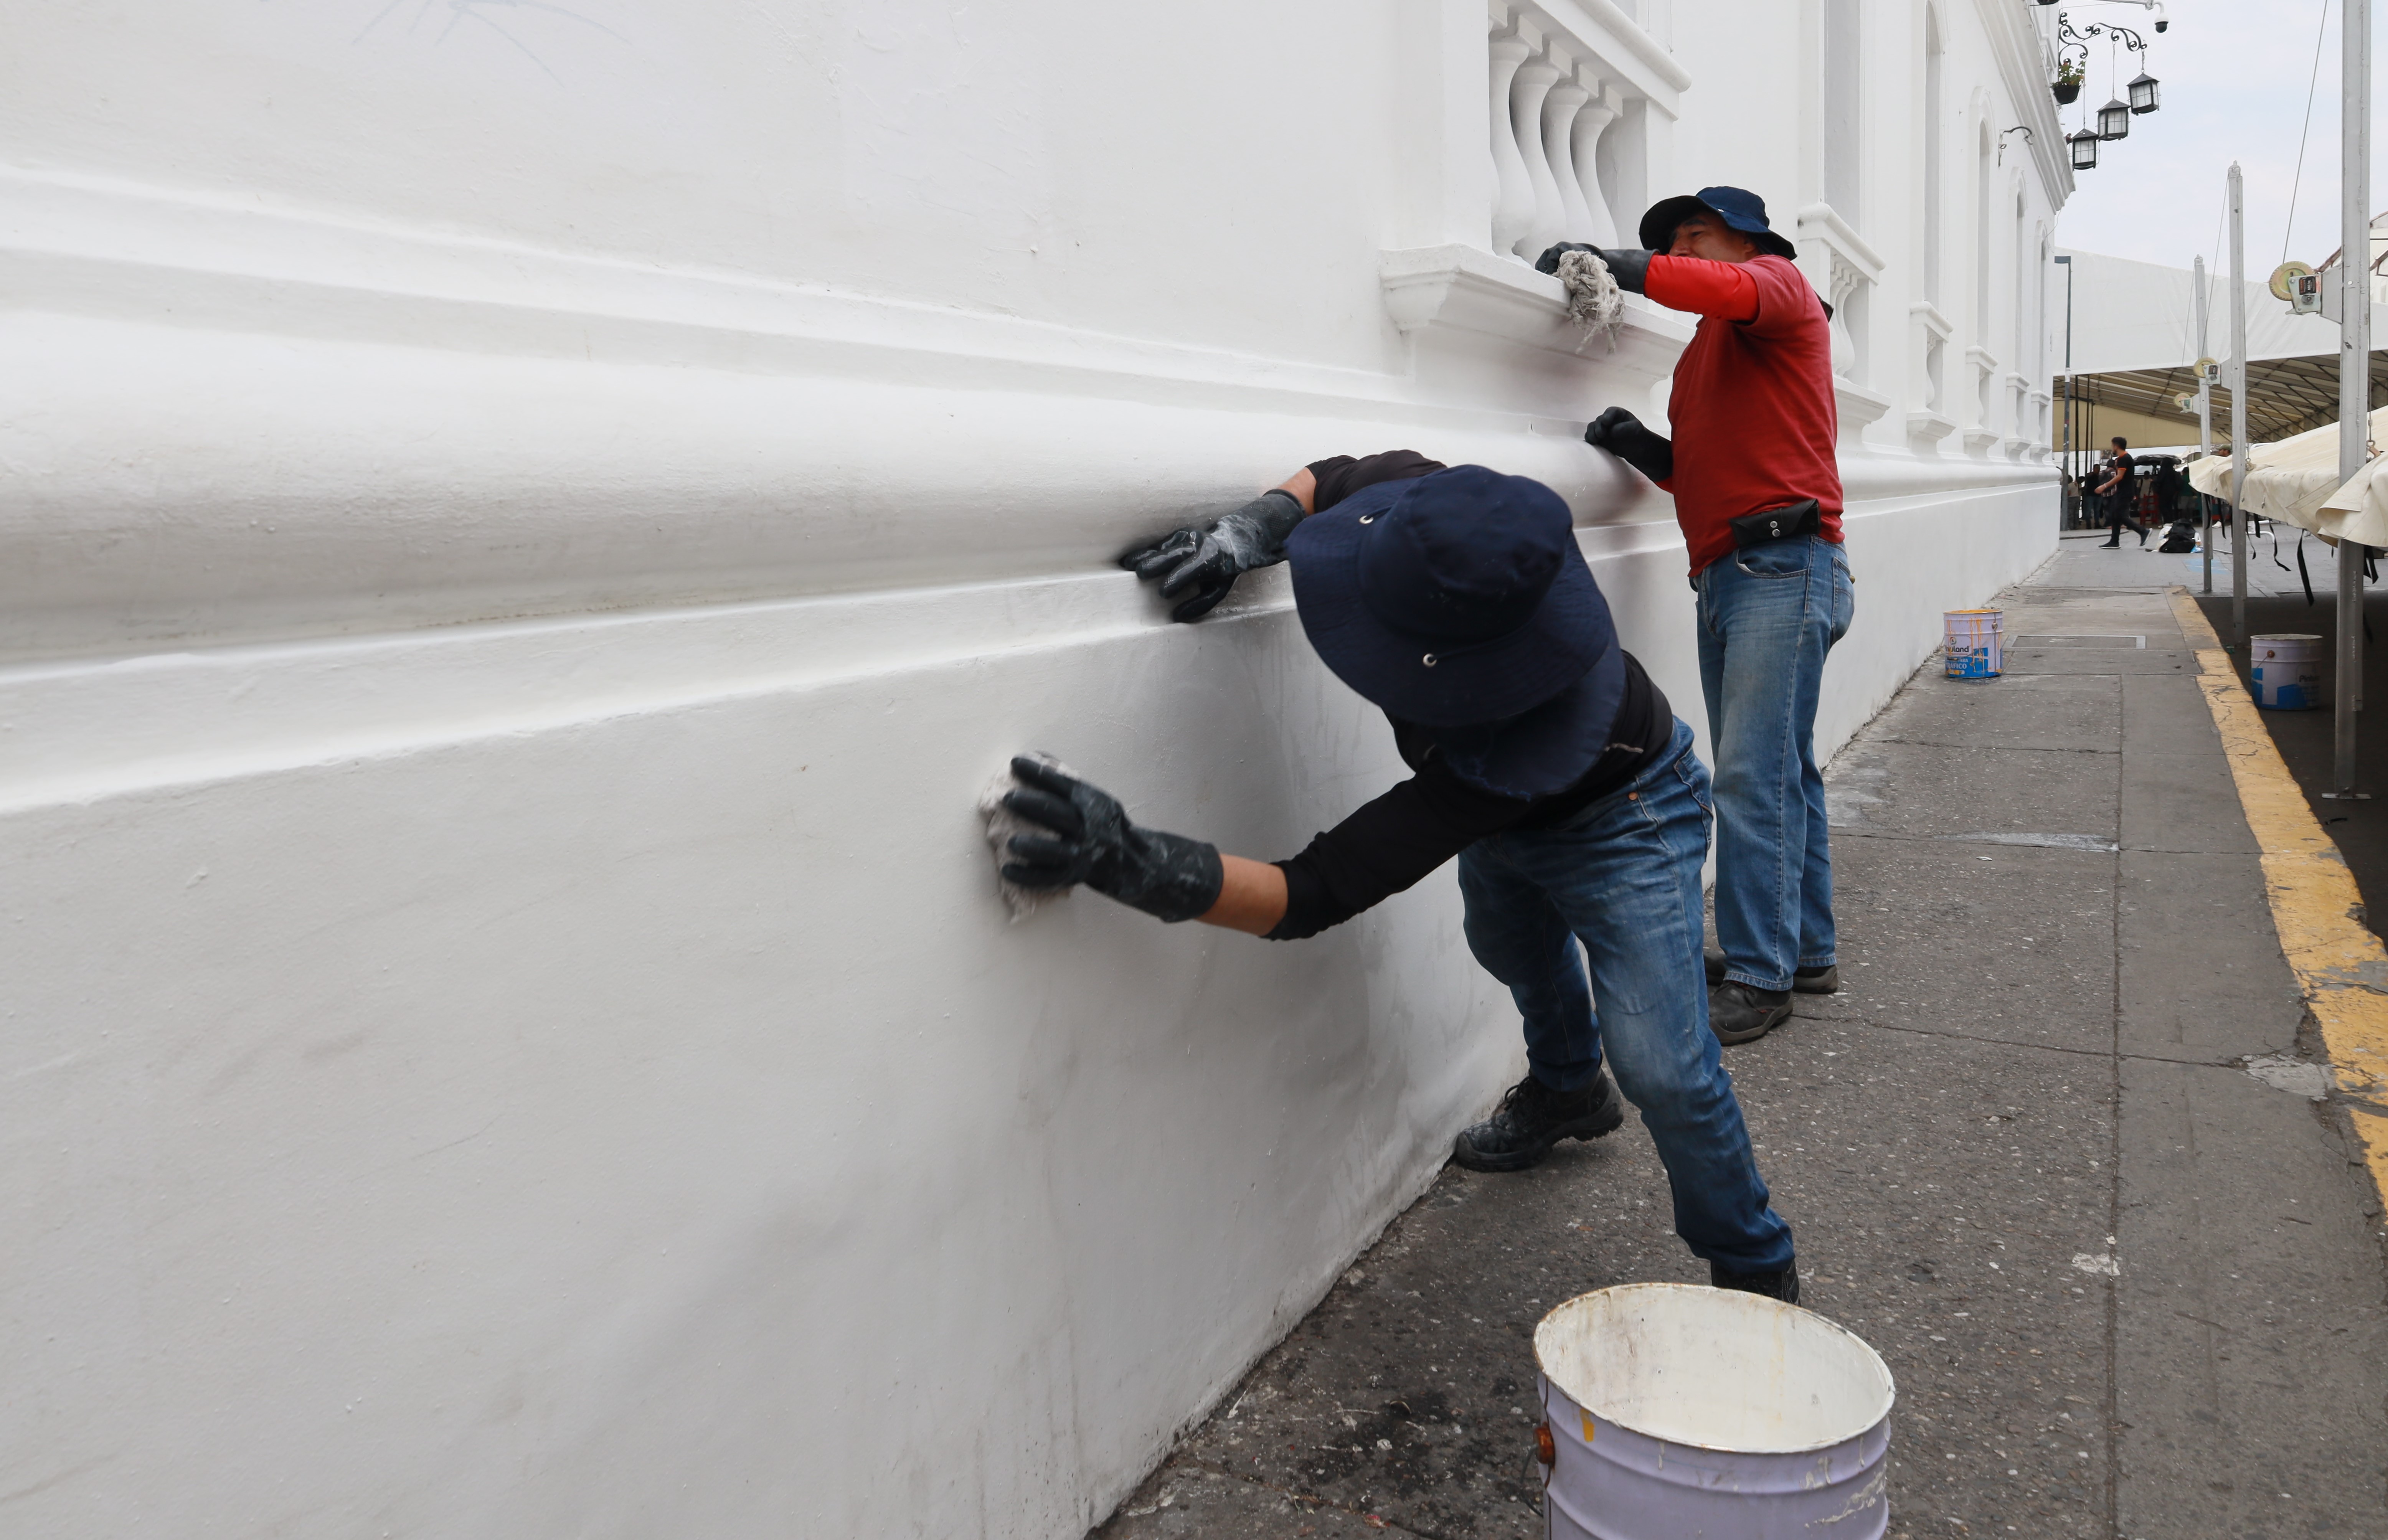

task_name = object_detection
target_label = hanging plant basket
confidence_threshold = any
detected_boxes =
[2053,79,2082,105]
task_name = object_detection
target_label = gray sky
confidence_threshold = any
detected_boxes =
[2053,0,2386,275]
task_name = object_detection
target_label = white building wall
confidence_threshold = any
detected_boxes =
[0,2,2065,1533]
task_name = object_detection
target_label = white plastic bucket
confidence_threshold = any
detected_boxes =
[2251,634,2323,711]
[1944,608,2002,680]
[1535,1283,1895,1539]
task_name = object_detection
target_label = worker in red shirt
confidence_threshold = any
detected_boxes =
[1538,187,1853,1046]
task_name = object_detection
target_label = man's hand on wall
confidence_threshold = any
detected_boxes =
[1119,489,1307,622]
[1584,406,1675,484]
[999,758,1225,923]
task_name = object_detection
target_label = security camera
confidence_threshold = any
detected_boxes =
[2154,17,2168,30]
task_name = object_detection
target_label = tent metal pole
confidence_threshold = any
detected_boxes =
[2230,163,2248,647]
[2197,255,2214,594]
[2331,0,2371,798]
[2062,253,2074,530]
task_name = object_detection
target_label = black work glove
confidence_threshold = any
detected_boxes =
[1584,405,1674,484]
[1119,489,1307,622]
[999,757,1225,923]
[1532,243,1651,294]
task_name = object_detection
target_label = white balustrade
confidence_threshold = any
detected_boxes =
[1378,0,1683,367]
[1906,300,1957,445]
[1962,345,2001,456]
[1793,203,1881,386]
[1485,0,1678,262]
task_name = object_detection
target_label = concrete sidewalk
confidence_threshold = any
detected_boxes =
[1096,545,2388,1540]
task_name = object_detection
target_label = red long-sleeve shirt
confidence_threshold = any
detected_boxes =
[1643,253,1842,576]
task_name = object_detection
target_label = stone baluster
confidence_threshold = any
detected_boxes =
[1827,259,1861,381]
[1508,47,1568,260]
[1568,84,1621,247]
[1541,70,1598,243]
[1487,31,1538,259]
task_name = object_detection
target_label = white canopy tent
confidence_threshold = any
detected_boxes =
[2059,248,2376,377]
[2187,405,2388,544]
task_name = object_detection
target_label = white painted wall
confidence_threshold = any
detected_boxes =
[0,2,2061,1533]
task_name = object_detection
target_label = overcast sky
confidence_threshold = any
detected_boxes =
[2053,0,2386,276]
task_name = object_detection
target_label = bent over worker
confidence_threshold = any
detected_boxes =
[1537,186,1853,1046]
[1002,452,1800,1300]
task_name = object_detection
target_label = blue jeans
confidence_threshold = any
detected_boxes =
[1695,534,1855,992]
[1456,720,1795,1271]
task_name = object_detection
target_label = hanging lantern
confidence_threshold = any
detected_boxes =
[2096,97,2132,140]
[2069,129,2101,170]
[2128,71,2160,114]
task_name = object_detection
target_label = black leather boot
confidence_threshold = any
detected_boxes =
[1451,1071,1626,1173]
[1709,980,1793,1045]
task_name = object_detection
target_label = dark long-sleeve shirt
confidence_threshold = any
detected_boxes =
[1264,452,1675,941]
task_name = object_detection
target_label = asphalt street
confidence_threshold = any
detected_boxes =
[1094,541,2388,1540]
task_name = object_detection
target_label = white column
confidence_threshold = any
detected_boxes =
[1487,32,1537,257]
[1541,78,1597,243]
[1569,87,1622,246]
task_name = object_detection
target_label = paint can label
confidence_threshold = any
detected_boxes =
[1944,642,2000,679]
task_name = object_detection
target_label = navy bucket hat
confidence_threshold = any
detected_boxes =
[1638,185,1798,259]
[1284,466,1616,729]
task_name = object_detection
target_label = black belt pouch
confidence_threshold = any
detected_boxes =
[1726,498,1822,549]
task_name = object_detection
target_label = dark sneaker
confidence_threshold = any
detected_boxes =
[1709,980,1792,1045]
[1711,1261,1802,1305]
[1451,1071,1626,1173]
[1704,952,1840,994]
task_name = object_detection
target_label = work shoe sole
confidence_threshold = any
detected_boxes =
[1450,1094,1626,1174]
[1704,953,1840,994]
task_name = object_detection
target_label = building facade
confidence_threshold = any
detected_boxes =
[0,2,2065,1533]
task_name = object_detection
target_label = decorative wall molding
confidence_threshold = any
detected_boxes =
[1378,243,1691,378]
[1836,380,1895,442]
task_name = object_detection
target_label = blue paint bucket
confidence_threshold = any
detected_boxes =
[1944,609,2002,680]
[2251,634,2322,711]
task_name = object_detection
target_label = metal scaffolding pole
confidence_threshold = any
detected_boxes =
[2332,0,2372,797]
[2197,255,2214,594]
[2230,163,2249,645]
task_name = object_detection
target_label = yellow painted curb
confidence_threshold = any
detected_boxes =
[2168,587,2388,1207]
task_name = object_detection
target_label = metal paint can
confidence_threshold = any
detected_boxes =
[2250,634,2323,711]
[1534,1283,1895,1538]
[1944,608,2003,680]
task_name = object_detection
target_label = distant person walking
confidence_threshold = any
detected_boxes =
[2095,437,2149,548]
